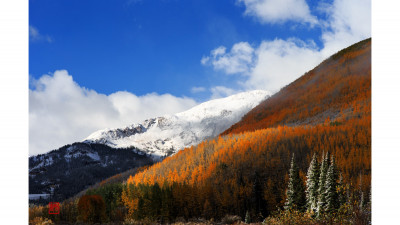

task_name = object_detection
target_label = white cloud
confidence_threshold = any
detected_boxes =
[212,46,227,56]
[29,70,197,155]
[246,38,322,91]
[238,0,318,25]
[203,0,371,93]
[201,42,254,75]
[191,86,206,93]
[210,86,240,99]
[29,25,53,43]
[200,56,210,65]
[320,0,371,58]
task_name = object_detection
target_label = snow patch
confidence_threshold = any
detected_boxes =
[30,156,54,171]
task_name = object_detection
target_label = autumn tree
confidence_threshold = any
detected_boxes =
[77,195,106,224]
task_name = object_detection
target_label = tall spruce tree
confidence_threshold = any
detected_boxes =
[337,173,346,207]
[284,154,306,211]
[358,174,365,210]
[324,156,339,214]
[306,153,320,213]
[317,151,330,215]
[359,191,365,211]
[245,210,251,224]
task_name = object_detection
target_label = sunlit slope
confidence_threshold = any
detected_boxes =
[222,38,371,135]
[123,39,371,217]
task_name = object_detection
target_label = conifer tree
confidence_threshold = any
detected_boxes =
[284,154,306,211]
[359,191,365,210]
[245,210,251,224]
[337,173,346,207]
[317,151,330,215]
[306,153,320,213]
[324,156,339,214]
[358,174,365,210]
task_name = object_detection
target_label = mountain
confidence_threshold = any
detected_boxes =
[29,143,153,202]
[122,39,371,220]
[222,38,371,135]
[83,90,270,158]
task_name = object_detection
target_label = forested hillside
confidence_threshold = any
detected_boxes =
[122,38,371,223]
[222,38,371,135]
[123,115,370,221]
[29,143,154,203]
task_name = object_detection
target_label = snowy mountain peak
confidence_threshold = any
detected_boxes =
[84,90,270,157]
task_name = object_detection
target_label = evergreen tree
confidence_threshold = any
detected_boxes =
[245,210,251,224]
[358,174,365,211]
[306,153,320,213]
[202,199,213,219]
[251,171,264,216]
[284,154,306,211]
[150,183,162,219]
[337,173,346,207]
[324,156,339,214]
[359,191,365,210]
[317,151,330,215]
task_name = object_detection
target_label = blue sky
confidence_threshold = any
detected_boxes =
[29,0,371,154]
[29,0,326,99]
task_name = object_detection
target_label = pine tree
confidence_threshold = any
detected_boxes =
[245,210,251,224]
[306,153,320,213]
[337,173,346,207]
[251,171,263,216]
[359,191,365,210]
[358,174,365,211]
[284,154,306,211]
[317,151,330,215]
[324,156,339,214]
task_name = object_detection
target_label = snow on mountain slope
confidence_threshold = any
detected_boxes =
[84,90,270,157]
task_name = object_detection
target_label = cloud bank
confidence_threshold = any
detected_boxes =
[29,70,197,155]
[203,0,371,93]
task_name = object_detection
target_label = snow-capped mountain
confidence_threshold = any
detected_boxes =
[84,90,270,157]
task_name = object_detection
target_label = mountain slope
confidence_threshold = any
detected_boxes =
[222,38,371,135]
[122,39,371,220]
[29,143,153,202]
[84,90,270,157]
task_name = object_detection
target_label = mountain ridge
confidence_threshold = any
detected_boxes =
[83,90,270,157]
